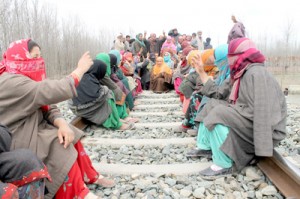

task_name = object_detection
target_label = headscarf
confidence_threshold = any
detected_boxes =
[0,39,48,111]
[120,52,134,75]
[214,44,230,85]
[228,38,265,103]
[182,46,193,57]
[109,54,118,74]
[187,50,201,66]
[72,59,107,106]
[109,50,121,66]
[135,33,146,47]
[95,53,111,76]
[161,36,177,53]
[163,52,172,67]
[152,57,172,76]
[201,49,218,76]
[0,39,46,80]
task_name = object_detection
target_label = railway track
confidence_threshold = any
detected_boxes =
[69,91,300,198]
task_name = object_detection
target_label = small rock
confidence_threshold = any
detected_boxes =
[131,173,140,179]
[258,182,268,190]
[165,178,176,187]
[255,191,263,199]
[261,185,277,196]
[180,189,192,197]
[247,191,255,198]
[193,187,205,198]
[245,167,261,181]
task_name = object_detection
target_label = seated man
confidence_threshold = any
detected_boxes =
[189,38,287,177]
[0,124,51,198]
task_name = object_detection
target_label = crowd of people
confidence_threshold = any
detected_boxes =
[0,15,287,198]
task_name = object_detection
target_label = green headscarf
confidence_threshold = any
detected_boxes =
[135,33,146,47]
[95,53,111,76]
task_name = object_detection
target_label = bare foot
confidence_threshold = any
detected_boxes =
[85,192,101,199]
[117,123,135,131]
[124,117,139,123]
[94,175,115,188]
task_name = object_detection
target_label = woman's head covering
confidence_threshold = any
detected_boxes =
[228,37,265,78]
[95,53,111,76]
[187,50,201,66]
[135,33,146,47]
[72,59,107,106]
[0,39,49,111]
[163,52,171,63]
[122,52,133,62]
[201,49,217,76]
[214,44,230,85]
[109,50,121,66]
[109,54,118,74]
[0,39,46,81]
[228,38,265,103]
[152,57,173,76]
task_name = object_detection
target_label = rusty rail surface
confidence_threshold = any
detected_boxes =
[258,150,300,198]
[71,116,300,198]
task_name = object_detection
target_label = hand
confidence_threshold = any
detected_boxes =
[74,51,93,79]
[57,124,75,149]
[147,53,150,59]
[192,54,204,74]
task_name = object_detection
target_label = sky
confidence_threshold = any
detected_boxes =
[45,0,300,46]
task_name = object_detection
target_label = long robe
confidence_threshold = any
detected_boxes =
[196,64,287,170]
[0,73,82,198]
[150,73,172,93]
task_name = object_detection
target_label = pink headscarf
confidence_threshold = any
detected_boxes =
[228,38,265,103]
[161,36,177,54]
[0,39,49,111]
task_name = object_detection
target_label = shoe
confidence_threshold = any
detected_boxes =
[173,125,189,133]
[186,148,212,158]
[187,129,198,136]
[199,166,232,180]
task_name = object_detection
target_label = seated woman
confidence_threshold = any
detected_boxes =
[160,36,177,56]
[133,53,153,90]
[180,46,229,135]
[120,52,143,96]
[97,52,139,123]
[177,49,217,127]
[0,39,114,198]
[188,38,286,177]
[109,50,135,110]
[0,124,51,199]
[163,52,175,69]
[150,57,173,93]
[69,59,135,131]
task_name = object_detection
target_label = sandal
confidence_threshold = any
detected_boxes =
[95,175,115,188]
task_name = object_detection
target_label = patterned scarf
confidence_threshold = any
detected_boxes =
[228,38,265,103]
[0,39,49,111]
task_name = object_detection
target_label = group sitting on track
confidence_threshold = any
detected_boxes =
[0,15,286,198]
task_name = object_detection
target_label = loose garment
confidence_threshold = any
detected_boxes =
[197,64,287,170]
[0,73,82,198]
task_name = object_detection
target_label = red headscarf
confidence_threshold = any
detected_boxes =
[120,52,134,75]
[1,39,49,111]
[228,38,265,103]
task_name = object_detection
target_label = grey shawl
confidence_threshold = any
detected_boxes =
[69,86,114,125]
[197,64,286,170]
